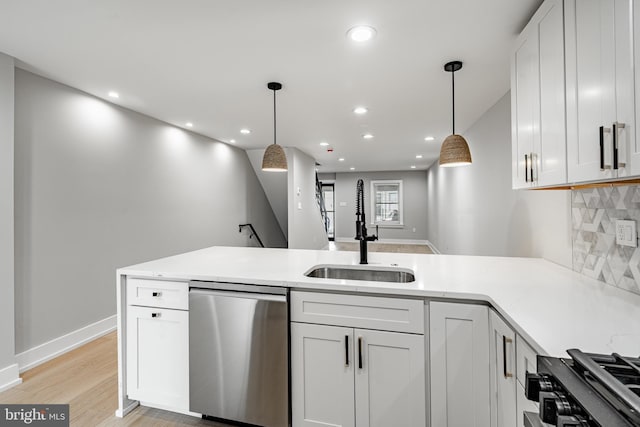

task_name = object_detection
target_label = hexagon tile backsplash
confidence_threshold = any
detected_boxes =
[572,185,640,295]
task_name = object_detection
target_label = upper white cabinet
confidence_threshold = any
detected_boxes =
[511,0,567,189]
[565,0,636,182]
[430,302,491,427]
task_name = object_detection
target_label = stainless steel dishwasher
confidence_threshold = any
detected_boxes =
[189,281,289,427]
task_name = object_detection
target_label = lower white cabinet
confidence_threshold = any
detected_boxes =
[126,304,189,411]
[430,302,491,427]
[489,310,517,427]
[291,322,426,427]
[516,335,539,426]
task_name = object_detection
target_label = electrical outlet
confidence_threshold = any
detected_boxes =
[616,220,637,247]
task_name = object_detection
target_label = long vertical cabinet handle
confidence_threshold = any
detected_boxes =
[358,336,363,369]
[503,335,514,378]
[345,335,349,366]
[524,154,529,182]
[529,152,534,184]
[600,126,605,170]
[613,122,618,170]
[613,122,627,169]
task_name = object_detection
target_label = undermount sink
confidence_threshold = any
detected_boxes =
[305,265,415,283]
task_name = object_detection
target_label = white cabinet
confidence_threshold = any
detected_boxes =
[430,302,491,427]
[291,292,426,427]
[125,278,189,412]
[291,323,355,427]
[489,310,517,427]
[565,0,635,182]
[511,0,566,189]
[516,336,539,427]
[355,329,425,427]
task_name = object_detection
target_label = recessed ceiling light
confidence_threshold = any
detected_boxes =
[425,136,435,141]
[416,155,423,159]
[353,106,368,115]
[229,139,236,143]
[347,26,377,42]
[362,133,374,140]
[108,91,119,99]
[350,167,356,170]
[240,128,251,134]
[411,165,417,169]
[185,122,193,128]
[320,142,329,146]
[339,158,345,162]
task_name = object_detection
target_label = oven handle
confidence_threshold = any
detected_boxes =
[568,349,640,416]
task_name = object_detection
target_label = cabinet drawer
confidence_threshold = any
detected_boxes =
[291,291,424,334]
[127,277,188,310]
[516,334,538,387]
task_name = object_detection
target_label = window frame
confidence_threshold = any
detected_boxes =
[370,180,404,227]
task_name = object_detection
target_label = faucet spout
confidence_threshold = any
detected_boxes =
[354,179,378,264]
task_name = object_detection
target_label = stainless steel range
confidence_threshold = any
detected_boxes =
[525,349,640,426]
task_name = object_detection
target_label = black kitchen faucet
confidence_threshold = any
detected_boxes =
[355,179,378,264]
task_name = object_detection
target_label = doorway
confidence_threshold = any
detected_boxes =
[321,183,335,241]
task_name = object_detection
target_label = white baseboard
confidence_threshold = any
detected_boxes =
[16,314,117,373]
[335,237,430,245]
[0,363,21,392]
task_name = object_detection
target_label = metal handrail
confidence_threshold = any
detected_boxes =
[238,223,265,248]
[315,174,329,234]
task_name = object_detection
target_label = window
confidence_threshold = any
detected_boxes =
[371,180,403,226]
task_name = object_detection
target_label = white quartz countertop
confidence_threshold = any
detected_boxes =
[118,246,640,358]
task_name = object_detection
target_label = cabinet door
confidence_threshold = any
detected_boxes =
[489,311,517,427]
[126,305,189,410]
[430,302,490,427]
[291,323,355,427]
[354,329,425,427]
[565,0,634,182]
[536,0,567,186]
[511,20,538,189]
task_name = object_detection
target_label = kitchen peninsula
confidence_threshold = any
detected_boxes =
[116,246,640,427]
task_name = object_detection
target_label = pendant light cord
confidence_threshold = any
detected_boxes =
[451,70,455,134]
[273,88,277,146]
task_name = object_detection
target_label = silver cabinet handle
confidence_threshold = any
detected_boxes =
[613,122,627,169]
[503,335,513,378]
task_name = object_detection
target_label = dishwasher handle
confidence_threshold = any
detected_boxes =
[189,287,287,303]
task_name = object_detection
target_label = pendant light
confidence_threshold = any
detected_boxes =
[262,82,288,172]
[439,61,472,167]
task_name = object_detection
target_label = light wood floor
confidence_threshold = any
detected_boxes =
[0,332,229,427]
[329,241,435,254]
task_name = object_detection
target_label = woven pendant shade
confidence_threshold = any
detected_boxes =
[262,81,288,172]
[262,143,288,172]
[439,134,472,167]
[439,60,472,167]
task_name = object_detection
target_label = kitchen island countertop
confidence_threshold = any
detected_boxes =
[118,246,640,357]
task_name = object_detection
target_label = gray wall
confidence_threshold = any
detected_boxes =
[287,148,328,249]
[246,149,288,241]
[425,92,572,267]
[0,53,15,371]
[334,171,429,241]
[14,69,285,353]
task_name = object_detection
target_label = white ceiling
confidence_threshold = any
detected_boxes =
[0,0,541,172]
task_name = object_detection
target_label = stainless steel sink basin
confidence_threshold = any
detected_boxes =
[305,265,415,283]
